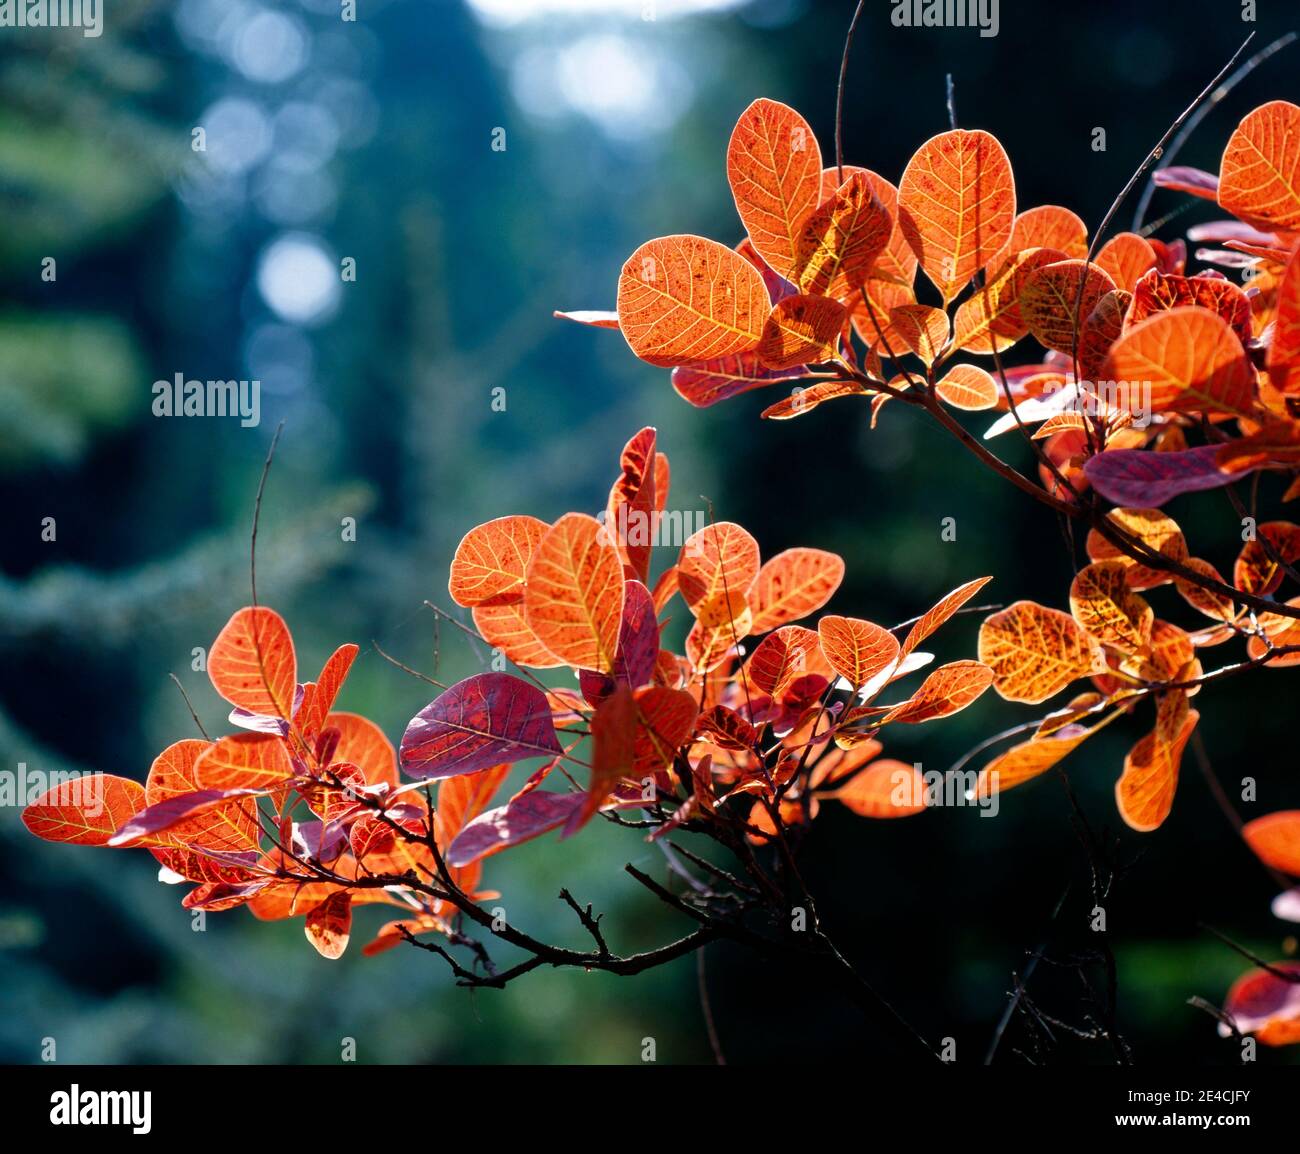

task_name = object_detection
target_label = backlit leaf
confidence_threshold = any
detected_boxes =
[747,625,823,697]
[326,712,399,787]
[1102,306,1255,415]
[950,247,1063,355]
[935,364,999,410]
[606,427,658,583]
[524,512,625,673]
[1127,268,1254,348]
[876,660,993,725]
[678,521,760,619]
[473,601,566,669]
[1243,811,1300,876]
[208,606,297,720]
[748,547,845,632]
[1268,245,1300,393]
[1085,507,1189,591]
[1094,231,1158,293]
[756,293,846,369]
[1019,259,1115,354]
[670,351,808,408]
[727,99,823,276]
[761,378,868,419]
[449,515,549,608]
[22,774,145,846]
[1069,560,1154,652]
[830,759,926,818]
[817,615,900,688]
[617,235,768,367]
[1115,693,1196,832]
[304,891,352,959]
[1218,100,1300,232]
[978,600,1103,703]
[400,672,563,781]
[898,129,1016,304]
[791,170,891,299]
[900,576,993,657]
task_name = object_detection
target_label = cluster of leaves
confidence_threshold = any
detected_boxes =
[560,97,1300,1046]
[21,428,994,965]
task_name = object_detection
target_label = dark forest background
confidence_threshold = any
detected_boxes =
[1,0,1297,1063]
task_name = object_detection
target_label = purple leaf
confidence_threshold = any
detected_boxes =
[1084,445,1252,507]
[671,352,807,408]
[400,672,563,781]
[445,790,584,867]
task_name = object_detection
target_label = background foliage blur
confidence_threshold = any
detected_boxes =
[1,0,1297,1064]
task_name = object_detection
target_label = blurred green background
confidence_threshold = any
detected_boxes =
[1,0,1297,1065]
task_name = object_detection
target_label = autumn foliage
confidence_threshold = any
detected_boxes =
[558,94,1300,1046]
[27,80,1300,1053]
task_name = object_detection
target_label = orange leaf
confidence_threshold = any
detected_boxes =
[898,129,1016,304]
[791,170,891,299]
[1243,810,1300,876]
[1268,245,1300,393]
[935,364,999,410]
[761,378,868,420]
[304,891,352,959]
[1174,558,1237,623]
[1079,288,1132,383]
[900,576,993,657]
[748,547,845,632]
[877,660,993,725]
[473,600,566,669]
[1234,520,1300,597]
[22,773,145,846]
[747,625,822,698]
[1102,306,1255,416]
[1218,100,1300,232]
[831,759,926,818]
[1094,232,1157,293]
[632,686,699,781]
[1019,259,1115,354]
[326,711,399,787]
[617,235,768,367]
[448,515,549,608]
[1115,693,1196,832]
[524,512,625,673]
[297,643,359,740]
[678,521,760,620]
[978,600,1102,704]
[757,294,846,369]
[821,166,918,289]
[208,606,297,720]
[996,204,1088,263]
[876,304,949,365]
[1069,560,1154,652]
[1085,507,1189,590]
[1127,268,1254,348]
[194,733,294,802]
[950,247,1064,355]
[817,615,900,688]
[727,99,823,276]
[976,704,1125,796]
